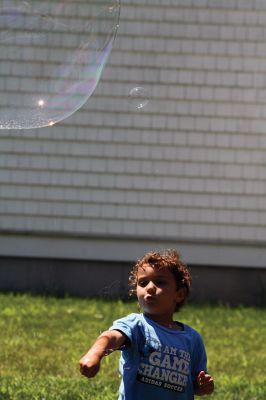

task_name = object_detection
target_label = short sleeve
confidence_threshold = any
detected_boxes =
[109,313,141,343]
[191,331,208,381]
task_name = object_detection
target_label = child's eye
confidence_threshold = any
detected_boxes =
[138,280,147,287]
[156,280,166,286]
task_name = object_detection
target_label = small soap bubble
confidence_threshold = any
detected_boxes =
[129,86,150,109]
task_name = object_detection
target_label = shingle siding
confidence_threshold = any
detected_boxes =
[1,0,266,264]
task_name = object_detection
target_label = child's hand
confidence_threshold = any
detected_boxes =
[79,353,101,378]
[195,370,214,396]
[79,330,126,379]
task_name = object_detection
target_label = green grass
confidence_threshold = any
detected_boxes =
[0,293,265,399]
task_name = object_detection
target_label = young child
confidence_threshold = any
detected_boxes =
[79,249,214,399]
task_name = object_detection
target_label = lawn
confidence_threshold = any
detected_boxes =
[0,293,265,399]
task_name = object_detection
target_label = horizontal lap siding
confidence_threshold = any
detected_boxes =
[1,0,266,247]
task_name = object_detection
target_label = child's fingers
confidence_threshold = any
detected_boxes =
[197,371,212,382]
[197,370,207,384]
[197,371,214,394]
[79,356,101,378]
[201,379,214,394]
[197,371,205,379]
[80,362,100,378]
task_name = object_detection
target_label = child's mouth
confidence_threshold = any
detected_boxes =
[144,295,156,302]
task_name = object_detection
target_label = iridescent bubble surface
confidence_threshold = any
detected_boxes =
[129,86,150,109]
[0,0,120,129]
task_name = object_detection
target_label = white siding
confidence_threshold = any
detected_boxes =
[1,0,266,266]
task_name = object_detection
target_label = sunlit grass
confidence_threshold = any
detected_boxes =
[0,293,265,399]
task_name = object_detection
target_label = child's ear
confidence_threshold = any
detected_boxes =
[175,287,187,303]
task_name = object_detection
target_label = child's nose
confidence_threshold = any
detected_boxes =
[146,281,156,293]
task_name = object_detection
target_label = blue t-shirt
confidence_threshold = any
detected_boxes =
[109,313,207,400]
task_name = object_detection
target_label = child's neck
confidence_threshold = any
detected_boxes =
[144,313,182,330]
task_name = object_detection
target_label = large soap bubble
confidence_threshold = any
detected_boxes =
[0,0,120,129]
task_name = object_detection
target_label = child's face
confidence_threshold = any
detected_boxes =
[136,264,185,319]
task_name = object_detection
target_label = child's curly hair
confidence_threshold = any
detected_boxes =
[129,249,192,311]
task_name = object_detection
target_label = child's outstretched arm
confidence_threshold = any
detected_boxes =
[79,329,127,379]
[194,371,214,396]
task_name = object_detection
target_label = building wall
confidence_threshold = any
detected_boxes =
[1,1,266,302]
[1,255,265,307]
